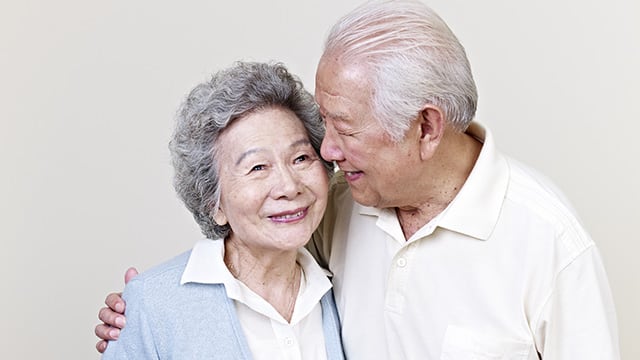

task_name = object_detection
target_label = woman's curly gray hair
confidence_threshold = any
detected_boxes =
[170,61,331,239]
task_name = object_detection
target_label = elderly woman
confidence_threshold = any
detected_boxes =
[101,62,344,359]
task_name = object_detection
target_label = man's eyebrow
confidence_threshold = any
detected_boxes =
[320,109,349,122]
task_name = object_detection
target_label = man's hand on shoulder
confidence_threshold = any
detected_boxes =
[94,267,138,353]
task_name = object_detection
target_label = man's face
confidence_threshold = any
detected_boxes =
[315,57,422,209]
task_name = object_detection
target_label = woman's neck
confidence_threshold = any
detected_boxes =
[224,238,302,322]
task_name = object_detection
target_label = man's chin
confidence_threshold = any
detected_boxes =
[349,188,379,208]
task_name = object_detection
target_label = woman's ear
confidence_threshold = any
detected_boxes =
[418,105,445,159]
[213,207,228,226]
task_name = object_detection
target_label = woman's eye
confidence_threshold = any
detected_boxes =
[294,154,309,163]
[250,164,266,172]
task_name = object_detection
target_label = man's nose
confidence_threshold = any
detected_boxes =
[320,125,344,162]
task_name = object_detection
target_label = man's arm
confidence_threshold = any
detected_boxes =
[533,246,620,359]
[94,267,138,353]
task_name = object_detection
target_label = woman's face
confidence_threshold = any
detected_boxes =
[214,107,329,253]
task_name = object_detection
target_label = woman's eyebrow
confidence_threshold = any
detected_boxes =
[236,148,262,166]
[235,138,310,165]
[290,138,311,148]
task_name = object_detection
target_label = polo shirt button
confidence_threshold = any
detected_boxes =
[397,257,407,267]
[284,337,294,347]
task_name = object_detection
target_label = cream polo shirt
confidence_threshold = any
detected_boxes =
[181,239,333,360]
[308,122,619,359]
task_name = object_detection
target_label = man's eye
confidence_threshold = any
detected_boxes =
[250,164,266,172]
[334,126,353,137]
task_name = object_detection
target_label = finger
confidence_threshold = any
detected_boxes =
[105,292,125,314]
[96,340,107,353]
[95,323,120,341]
[124,267,138,284]
[99,306,126,328]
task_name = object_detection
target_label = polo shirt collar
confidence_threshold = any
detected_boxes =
[357,122,509,241]
[438,122,509,240]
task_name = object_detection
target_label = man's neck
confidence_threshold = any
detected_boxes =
[396,129,482,240]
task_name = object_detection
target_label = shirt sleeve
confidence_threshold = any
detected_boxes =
[532,245,620,359]
[102,277,159,360]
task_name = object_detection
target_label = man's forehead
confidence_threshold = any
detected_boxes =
[316,94,351,120]
[317,57,369,87]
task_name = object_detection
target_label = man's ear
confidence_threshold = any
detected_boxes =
[418,105,445,159]
[213,207,228,226]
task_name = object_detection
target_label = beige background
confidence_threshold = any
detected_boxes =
[1,0,638,358]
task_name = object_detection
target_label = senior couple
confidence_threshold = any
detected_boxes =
[96,1,620,359]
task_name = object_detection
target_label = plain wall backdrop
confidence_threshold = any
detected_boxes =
[1,0,638,358]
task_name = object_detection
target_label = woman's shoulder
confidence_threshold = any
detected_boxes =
[124,250,192,297]
[124,247,229,308]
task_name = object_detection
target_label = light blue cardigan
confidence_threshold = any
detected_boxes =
[102,250,345,359]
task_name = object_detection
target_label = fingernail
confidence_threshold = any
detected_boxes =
[115,316,126,327]
[109,328,120,339]
[115,303,124,313]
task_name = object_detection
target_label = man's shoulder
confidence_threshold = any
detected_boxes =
[324,171,358,225]
[504,157,593,251]
[329,171,348,192]
[328,171,353,205]
[505,157,577,215]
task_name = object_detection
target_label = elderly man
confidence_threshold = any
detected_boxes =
[96,1,619,359]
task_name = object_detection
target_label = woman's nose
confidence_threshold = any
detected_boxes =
[271,166,303,199]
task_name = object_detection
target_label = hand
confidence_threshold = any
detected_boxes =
[95,267,138,353]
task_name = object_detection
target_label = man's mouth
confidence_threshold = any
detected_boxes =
[344,170,363,182]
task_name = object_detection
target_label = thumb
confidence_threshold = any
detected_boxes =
[124,267,139,284]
